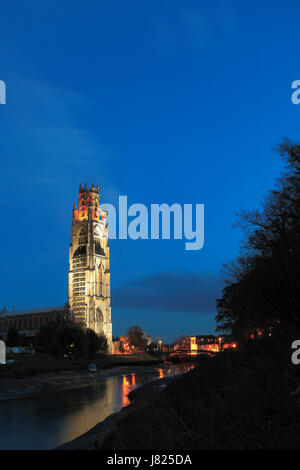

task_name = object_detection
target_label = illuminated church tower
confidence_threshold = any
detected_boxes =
[68,183,112,350]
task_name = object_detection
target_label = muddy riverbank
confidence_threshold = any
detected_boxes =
[0,364,166,401]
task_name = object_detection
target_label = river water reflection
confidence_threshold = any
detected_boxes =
[0,363,194,450]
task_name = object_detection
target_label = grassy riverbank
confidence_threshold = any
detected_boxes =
[99,337,300,450]
[0,353,161,380]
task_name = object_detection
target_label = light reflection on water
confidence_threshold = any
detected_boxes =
[0,363,193,450]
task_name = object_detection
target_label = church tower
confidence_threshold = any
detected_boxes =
[68,183,112,351]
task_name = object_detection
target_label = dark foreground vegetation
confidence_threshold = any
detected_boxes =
[100,138,300,449]
[101,334,300,449]
[216,138,300,342]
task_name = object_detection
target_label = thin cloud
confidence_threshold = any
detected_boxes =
[1,75,119,198]
[153,3,236,52]
[185,5,235,48]
[112,271,223,315]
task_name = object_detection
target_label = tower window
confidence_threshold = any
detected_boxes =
[95,241,104,256]
[73,246,86,257]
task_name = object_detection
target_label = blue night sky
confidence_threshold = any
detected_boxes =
[0,1,300,342]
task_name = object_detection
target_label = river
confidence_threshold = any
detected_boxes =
[0,363,193,450]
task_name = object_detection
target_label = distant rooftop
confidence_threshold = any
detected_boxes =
[192,335,217,339]
[0,306,66,318]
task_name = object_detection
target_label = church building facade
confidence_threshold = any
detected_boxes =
[68,183,112,349]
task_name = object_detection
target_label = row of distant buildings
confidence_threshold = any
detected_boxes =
[0,305,69,338]
[113,333,237,355]
[189,335,236,353]
[169,335,237,356]
[0,305,237,355]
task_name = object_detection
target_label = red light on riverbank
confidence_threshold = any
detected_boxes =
[122,375,131,407]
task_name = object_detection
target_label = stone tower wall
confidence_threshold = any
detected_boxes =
[68,184,112,352]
